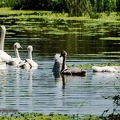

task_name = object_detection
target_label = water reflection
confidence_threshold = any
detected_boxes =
[2,18,120,60]
[53,73,66,89]
[53,73,66,107]
[0,18,120,115]
[0,69,6,109]
[0,63,119,115]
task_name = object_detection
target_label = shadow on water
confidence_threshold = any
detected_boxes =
[0,15,120,116]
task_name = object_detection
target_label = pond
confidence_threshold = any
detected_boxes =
[0,15,120,116]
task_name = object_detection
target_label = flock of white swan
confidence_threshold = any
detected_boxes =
[0,25,38,69]
[0,25,120,75]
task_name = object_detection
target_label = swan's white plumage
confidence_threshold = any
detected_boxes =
[7,42,23,66]
[0,25,11,63]
[52,53,67,72]
[92,66,120,72]
[19,45,38,69]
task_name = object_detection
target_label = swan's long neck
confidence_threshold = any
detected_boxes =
[14,47,20,59]
[28,50,32,60]
[61,55,66,72]
[0,28,5,50]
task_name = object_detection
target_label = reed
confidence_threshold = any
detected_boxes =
[0,0,119,17]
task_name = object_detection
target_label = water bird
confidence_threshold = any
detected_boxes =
[7,42,23,66]
[19,45,38,69]
[92,66,120,72]
[52,53,67,73]
[0,25,11,62]
[57,51,86,76]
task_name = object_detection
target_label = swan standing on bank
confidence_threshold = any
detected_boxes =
[7,42,23,66]
[0,25,11,62]
[58,51,86,76]
[19,45,38,69]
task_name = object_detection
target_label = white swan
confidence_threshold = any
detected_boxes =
[52,53,67,72]
[92,66,120,72]
[7,42,23,66]
[0,25,11,62]
[19,45,38,69]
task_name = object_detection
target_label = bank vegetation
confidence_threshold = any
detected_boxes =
[0,0,120,18]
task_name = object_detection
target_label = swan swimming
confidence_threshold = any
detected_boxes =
[92,66,120,72]
[7,42,23,66]
[60,51,86,76]
[52,53,67,72]
[0,25,11,62]
[19,45,38,69]
[53,51,86,76]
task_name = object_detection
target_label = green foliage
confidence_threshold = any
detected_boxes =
[0,112,106,120]
[0,0,119,17]
[0,112,77,120]
[0,112,119,120]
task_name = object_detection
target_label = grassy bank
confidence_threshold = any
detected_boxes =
[0,112,98,120]
[0,112,119,120]
[0,7,120,22]
[0,113,103,120]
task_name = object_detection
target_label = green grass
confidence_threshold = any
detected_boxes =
[0,113,120,120]
[0,7,120,37]
[0,112,119,120]
[100,37,120,40]
[0,7,120,22]
[0,112,103,120]
[76,63,120,70]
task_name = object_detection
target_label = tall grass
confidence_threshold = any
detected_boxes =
[0,0,119,17]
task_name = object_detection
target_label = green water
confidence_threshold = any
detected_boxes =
[0,12,120,116]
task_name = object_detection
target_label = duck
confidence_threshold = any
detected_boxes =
[19,45,38,69]
[59,51,86,76]
[92,66,120,72]
[7,42,23,66]
[52,53,67,73]
[0,25,11,62]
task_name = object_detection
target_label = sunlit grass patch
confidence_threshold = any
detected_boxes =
[0,7,120,22]
[100,37,120,40]
[76,63,120,70]
[100,52,120,55]
[0,112,77,120]
[0,112,104,120]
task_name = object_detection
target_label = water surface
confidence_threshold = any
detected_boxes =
[0,17,120,116]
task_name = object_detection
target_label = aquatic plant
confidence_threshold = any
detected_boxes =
[0,112,104,120]
[0,0,119,17]
[0,112,119,120]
